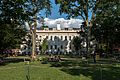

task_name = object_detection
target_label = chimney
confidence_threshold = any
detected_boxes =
[57,23,61,30]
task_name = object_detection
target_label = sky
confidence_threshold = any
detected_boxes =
[40,0,67,19]
[37,18,83,28]
[31,0,93,29]
[40,0,92,20]
[25,18,83,30]
[25,0,87,30]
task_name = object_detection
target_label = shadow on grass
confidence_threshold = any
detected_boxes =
[61,66,120,80]
[50,59,81,67]
[49,59,120,80]
[0,57,30,66]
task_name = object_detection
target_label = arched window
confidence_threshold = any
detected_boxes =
[50,36,52,40]
[54,36,57,40]
[69,36,71,40]
[61,36,63,40]
[65,36,67,40]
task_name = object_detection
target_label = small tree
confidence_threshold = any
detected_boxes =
[40,38,48,54]
[72,36,82,55]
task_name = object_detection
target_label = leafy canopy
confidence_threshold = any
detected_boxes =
[0,0,52,49]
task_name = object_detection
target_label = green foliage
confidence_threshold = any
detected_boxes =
[92,0,120,51]
[55,0,99,55]
[72,36,82,51]
[40,38,48,54]
[55,0,97,21]
[0,24,26,49]
[0,0,28,49]
[0,0,52,50]
[56,0,120,53]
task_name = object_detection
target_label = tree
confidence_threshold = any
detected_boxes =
[72,36,82,55]
[0,0,52,59]
[92,0,120,54]
[25,0,52,60]
[40,38,48,54]
[0,24,26,50]
[0,0,27,50]
[55,0,100,56]
[55,0,120,55]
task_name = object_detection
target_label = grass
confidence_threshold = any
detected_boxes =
[0,56,120,80]
[0,61,81,80]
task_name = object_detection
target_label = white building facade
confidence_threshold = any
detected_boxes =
[21,18,84,55]
[36,27,80,54]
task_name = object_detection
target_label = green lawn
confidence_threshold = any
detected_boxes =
[0,57,120,80]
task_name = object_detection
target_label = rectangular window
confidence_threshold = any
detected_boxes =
[69,45,71,49]
[49,28,53,30]
[65,28,68,30]
[55,45,57,49]
[61,45,63,49]
[50,45,53,49]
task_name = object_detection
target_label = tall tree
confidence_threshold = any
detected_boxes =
[0,0,28,50]
[0,0,52,58]
[55,0,120,53]
[55,0,99,55]
[25,0,51,60]
[92,0,120,53]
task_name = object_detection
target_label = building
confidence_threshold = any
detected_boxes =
[20,18,85,55]
[36,26,80,54]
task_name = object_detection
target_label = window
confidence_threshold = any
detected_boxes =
[50,45,53,49]
[55,45,57,49]
[49,28,53,30]
[36,35,38,38]
[61,45,63,49]
[65,28,68,30]
[65,36,67,40]
[61,36,63,40]
[69,36,71,40]
[54,36,57,40]
[69,45,71,49]
[46,36,48,39]
[39,36,41,38]
[50,36,52,40]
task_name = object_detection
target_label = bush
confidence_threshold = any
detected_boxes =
[41,57,48,64]
[51,62,62,67]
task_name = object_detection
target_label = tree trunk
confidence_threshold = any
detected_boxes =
[31,30,36,60]
[31,16,37,61]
